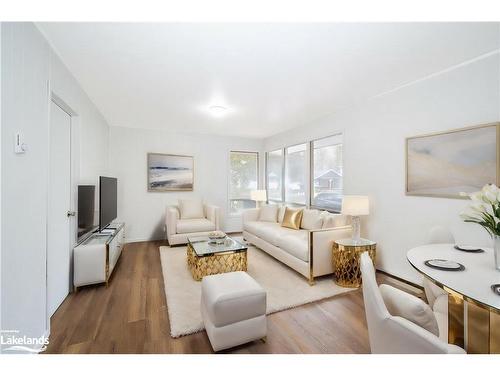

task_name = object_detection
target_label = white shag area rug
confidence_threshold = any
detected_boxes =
[159,242,355,338]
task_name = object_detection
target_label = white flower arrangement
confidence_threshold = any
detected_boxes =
[460,184,500,237]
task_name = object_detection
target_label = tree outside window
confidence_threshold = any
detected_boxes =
[229,151,259,214]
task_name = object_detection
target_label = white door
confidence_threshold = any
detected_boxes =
[47,101,72,317]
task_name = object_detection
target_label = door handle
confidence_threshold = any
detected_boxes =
[67,211,76,217]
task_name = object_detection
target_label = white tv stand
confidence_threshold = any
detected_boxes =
[73,223,125,291]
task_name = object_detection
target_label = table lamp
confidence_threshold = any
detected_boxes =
[251,190,267,208]
[341,195,369,243]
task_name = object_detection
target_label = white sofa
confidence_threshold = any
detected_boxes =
[242,205,352,284]
[166,200,220,245]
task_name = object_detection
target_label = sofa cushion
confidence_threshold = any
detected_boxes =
[201,271,266,327]
[255,223,283,246]
[277,230,309,262]
[321,212,347,229]
[278,205,286,223]
[281,207,303,230]
[178,199,204,219]
[379,284,439,337]
[243,221,282,244]
[259,205,278,222]
[243,221,261,236]
[300,209,323,230]
[177,218,215,234]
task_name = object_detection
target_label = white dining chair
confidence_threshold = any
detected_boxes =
[360,252,465,353]
[422,226,454,340]
[427,225,455,245]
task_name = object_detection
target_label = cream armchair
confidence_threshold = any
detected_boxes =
[360,252,465,354]
[166,200,220,245]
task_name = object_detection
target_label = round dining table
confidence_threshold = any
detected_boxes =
[407,244,500,354]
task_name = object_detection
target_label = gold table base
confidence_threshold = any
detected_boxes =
[332,242,376,288]
[447,288,500,354]
[187,243,247,281]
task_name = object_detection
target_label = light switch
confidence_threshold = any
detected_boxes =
[14,132,27,154]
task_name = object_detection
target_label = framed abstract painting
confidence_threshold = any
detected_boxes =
[147,153,194,192]
[405,123,500,198]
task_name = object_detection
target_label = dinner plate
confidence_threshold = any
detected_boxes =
[492,284,500,296]
[454,244,485,253]
[424,259,465,271]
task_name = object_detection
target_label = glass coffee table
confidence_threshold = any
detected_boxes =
[186,235,248,281]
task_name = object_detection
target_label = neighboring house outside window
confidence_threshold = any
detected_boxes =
[264,133,343,212]
[311,135,343,212]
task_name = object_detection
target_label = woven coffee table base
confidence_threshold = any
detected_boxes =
[187,244,248,281]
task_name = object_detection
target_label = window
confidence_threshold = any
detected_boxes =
[266,149,283,202]
[311,134,343,211]
[229,151,259,214]
[285,143,307,205]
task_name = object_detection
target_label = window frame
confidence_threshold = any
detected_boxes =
[309,133,343,212]
[265,149,285,204]
[264,132,343,212]
[284,142,309,206]
[228,150,260,216]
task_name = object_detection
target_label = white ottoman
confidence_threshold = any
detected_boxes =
[201,271,267,351]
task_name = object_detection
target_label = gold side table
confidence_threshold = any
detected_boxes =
[332,238,376,287]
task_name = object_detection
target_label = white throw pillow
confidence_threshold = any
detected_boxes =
[278,205,286,223]
[379,284,439,337]
[178,199,204,219]
[321,212,347,229]
[300,209,323,230]
[258,205,278,222]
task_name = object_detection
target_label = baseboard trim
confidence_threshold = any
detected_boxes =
[376,269,423,291]
[125,237,165,244]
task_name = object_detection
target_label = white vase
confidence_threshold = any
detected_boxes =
[495,235,500,271]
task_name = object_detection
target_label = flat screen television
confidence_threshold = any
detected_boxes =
[99,176,117,231]
[77,185,96,243]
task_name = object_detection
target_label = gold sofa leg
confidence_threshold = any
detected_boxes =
[308,276,315,286]
[308,231,315,286]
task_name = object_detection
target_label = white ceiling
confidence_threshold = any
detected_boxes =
[37,23,499,138]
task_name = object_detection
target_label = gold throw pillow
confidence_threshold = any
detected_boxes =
[281,207,303,230]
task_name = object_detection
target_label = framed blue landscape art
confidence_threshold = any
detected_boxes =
[148,153,194,192]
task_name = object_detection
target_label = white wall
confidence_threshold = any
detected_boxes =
[265,52,500,285]
[1,23,109,346]
[49,50,110,185]
[108,126,263,242]
[0,22,3,339]
[48,39,110,224]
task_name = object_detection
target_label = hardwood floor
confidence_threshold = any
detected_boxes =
[45,240,421,354]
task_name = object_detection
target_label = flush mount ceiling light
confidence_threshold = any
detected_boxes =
[208,105,228,117]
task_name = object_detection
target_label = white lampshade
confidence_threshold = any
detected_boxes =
[341,195,369,216]
[251,190,267,202]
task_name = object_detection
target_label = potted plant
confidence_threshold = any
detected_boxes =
[460,184,500,270]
